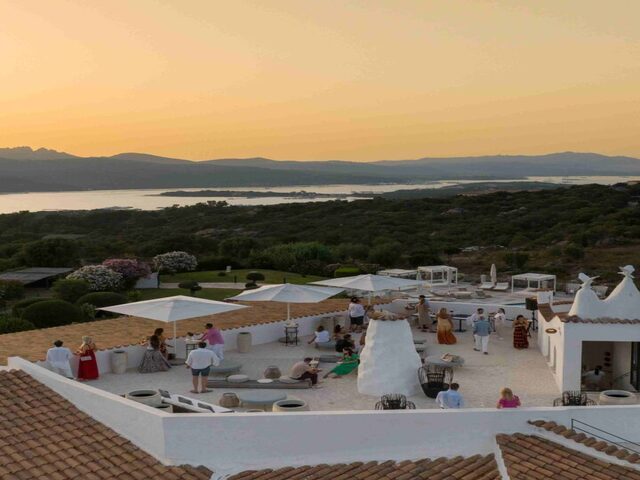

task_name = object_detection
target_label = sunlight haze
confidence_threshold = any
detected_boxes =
[2,0,640,160]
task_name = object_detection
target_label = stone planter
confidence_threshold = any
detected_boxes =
[154,403,173,413]
[111,350,128,374]
[263,366,282,379]
[237,332,252,353]
[272,399,310,412]
[125,390,162,407]
[598,390,638,406]
[219,393,240,408]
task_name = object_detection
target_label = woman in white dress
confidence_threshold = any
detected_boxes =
[492,308,506,340]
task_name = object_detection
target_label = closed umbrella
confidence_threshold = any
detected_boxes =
[99,295,248,352]
[490,264,497,285]
[227,283,343,322]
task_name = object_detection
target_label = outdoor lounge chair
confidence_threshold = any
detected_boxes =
[493,282,509,291]
[374,394,416,410]
[552,391,596,407]
[479,282,495,290]
[475,290,490,299]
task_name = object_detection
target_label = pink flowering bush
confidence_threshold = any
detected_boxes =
[102,258,151,281]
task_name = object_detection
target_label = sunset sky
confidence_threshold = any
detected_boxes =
[2,1,640,161]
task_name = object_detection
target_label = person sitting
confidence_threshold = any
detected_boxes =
[333,324,344,341]
[153,327,171,359]
[496,387,521,409]
[435,383,463,409]
[46,340,73,378]
[582,365,607,390]
[76,336,99,381]
[289,357,320,385]
[335,333,356,353]
[138,334,172,373]
[308,325,331,346]
[323,348,359,378]
[185,341,220,394]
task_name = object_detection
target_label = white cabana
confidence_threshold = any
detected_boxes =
[226,284,343,322]
[417,265,458,286]
[511,273,556,292]
[99,295,248,350]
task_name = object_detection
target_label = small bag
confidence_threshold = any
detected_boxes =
[80,355,92,361]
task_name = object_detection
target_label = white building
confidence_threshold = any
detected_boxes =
[538,266,640,393]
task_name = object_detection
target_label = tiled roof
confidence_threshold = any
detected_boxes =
[528,420,640,465]
[0,369,212,480]
[0,299,348,364]
[228,454,500,480]
[497,433,640,480]
[561,315,640,324]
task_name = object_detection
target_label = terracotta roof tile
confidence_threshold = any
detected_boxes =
[0,370,212,480]
[227,454,500,480]
[562,315,640,324]
[0,299,349,364]
[497,433,640,479]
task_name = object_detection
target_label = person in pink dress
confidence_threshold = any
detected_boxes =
[76,336,99,380]
[496,387,521,409]
[199,323,224,360]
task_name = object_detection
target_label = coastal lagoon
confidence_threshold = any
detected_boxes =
[0,176,637,214]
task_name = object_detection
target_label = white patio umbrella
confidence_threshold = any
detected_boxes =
[490,264,497,284]
[99,295,248,349]
[226,284,344,322]
[311,274,423,303]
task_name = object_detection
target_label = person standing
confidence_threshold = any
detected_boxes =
[289,357,320,385]
[467,308,485,329]
[348,297,365,333]
[473,316,491,355]
[512,315,529,349]
[436,308,457,345]
[492,308,507,340]
[200,323,225,360]
[185,341,220,394]
[416,295,431,331]
[497,387,521,408]
[76,336,99,381]
[435,383,463,409]
[46,340,74,378]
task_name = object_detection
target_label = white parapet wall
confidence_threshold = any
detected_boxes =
[9,355,640,477]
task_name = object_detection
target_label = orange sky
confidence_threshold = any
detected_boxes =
[1,1,640,161]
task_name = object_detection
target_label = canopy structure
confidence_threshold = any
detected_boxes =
[227,284,343,322]
[511,273,556,292]
[312,274,422,293]
[99,295,248,352]
[416,265,458,286]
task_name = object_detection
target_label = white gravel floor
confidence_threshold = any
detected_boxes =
[90,325,560,411]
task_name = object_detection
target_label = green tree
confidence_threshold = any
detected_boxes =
[52,278,90,303]
[21,238,80,267]
[369,242,402,267]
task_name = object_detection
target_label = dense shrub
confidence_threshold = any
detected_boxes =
[0,280,25,300]
[20,238,79,267]
[153,251,197,273]
[246,271,265,282]
[78,303,96,322]
[12,298,48,317]
[76,292,128,308]
[52,278,90,303]
[0,316,36,334]
[178,281,202,296]
[334,266,361,278]
[244,281,258,289]
[22,300,84,328]
[67,265,123,291]
[102,258,151,287]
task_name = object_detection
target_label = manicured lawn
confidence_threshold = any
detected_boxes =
[134,288,242,302]
[160,269,327,285]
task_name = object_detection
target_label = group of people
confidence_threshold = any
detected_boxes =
[435,384,521,409]
[46,337,99,381]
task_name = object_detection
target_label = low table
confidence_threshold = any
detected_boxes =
[425,354,465,368]
[209,360,242,376]
[238,391,287,411]
[452,315,470,333]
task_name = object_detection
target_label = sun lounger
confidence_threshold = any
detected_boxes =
[158,389,233,413]
[480,282,495,290]
[475,290,490,298]
[493,282,509,291]
[207,378,313,389]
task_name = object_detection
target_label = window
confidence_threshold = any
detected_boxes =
[631,343,640,391]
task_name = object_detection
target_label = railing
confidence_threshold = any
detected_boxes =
[571,418,640,455]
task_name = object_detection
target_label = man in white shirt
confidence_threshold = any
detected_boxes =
[46,340,74,378]
[435,383,464,409]
[308,325,331,346]
[185,342,220,394]
[348,297,366,333]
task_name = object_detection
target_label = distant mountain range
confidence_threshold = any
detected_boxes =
[0,146,639,193]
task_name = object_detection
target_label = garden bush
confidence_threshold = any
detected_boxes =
[0,316,36,334]
[0,280,25,301]
[52,278,90,303]
[178,281,202,296]
[153,251,197,273]
[12,298,48,317]
[67,265,124,291]
[244,281,258,289]
[246,271,265,282]
[102,258,151,288]
[334,266,361,278]
[22,300,84,328]
[76,292,128,309]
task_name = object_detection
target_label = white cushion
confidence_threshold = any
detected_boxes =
[278,376,301,384]
[227,374,249,383]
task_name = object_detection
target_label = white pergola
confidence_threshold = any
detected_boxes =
[511,273,557,292]
[417,265,458,285]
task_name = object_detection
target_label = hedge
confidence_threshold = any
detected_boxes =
[334,266,361,278]
[22,300,84,328]
[76,292,128,309]
[0,280,25,300]
[12,298,48,317]
[0,316,36,334]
